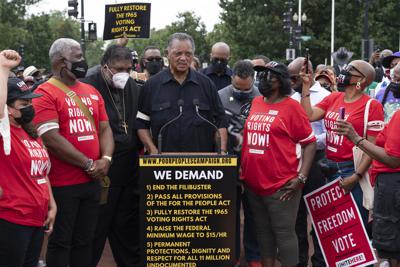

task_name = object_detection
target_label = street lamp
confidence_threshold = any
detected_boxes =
[301,13,307,22]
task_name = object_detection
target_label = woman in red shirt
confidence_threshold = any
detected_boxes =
[241,62,316,267]
[0,50,57,267]
[300,60,384,226]
[335,110,400,266]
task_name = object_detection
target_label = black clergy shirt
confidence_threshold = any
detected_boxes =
[136,68,228,153]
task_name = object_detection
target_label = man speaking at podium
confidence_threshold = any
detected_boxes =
[137,33,228,153]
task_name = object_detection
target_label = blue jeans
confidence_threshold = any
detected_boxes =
[326,160,369,227]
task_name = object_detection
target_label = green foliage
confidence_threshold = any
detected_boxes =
[128,11,209,62]
[0,0,104,71]
[217,0,400,65]
[85,40,106,68]
[2,0,400,72]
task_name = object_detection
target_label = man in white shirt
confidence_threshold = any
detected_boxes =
[288,57,330,267]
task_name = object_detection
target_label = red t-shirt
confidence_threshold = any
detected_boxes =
[370,110,400,184]
[241,96,316,196]
[316,92,384,162]
[33,80,108,187]
[0,125,50,227]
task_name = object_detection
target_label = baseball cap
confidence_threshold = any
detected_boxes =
[381,51,400,68]
[7,77,42,102]
[23,65,40,78]
[253,61,289,78]
[315,70,335,85]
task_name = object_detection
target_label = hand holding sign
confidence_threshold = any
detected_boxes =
[116,32,129,46]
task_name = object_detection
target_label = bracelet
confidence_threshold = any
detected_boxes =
[102,155,112,163]
[301,93,311,98]
[355,137,366,147]
[298,173,308,184]
[83,158,94,172]
[354,172,363,179]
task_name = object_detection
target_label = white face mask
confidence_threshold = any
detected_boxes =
[112,72,130,89]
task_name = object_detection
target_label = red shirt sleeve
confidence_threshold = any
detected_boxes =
[32,86,59,125]
[366,99,384,137]
[384,110,400,158]
[315,92,337,111]
[290,101,316,146]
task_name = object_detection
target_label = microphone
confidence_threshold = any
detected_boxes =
[193,99,222,154]
[158,99,184,154]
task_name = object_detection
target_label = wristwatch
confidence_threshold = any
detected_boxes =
[102,155,113,163]
[298,173,308,184]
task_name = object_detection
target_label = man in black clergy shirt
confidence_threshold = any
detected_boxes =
[82,44,141,267]
[137,32,228,153]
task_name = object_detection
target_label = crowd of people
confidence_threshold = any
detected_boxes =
[0,31,399,267]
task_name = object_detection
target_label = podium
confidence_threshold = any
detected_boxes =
[139,154,238,267]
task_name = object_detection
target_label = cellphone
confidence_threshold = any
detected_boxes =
[43,224,49,231]
[339,107,345,120]
[304,48,309,74]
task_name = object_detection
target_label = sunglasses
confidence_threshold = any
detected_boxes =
[343,65,365,78]
[145,57,163,62]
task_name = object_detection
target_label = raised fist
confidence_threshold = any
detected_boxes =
[0,50,21,70]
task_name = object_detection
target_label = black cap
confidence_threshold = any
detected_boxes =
[254,61,290,78]
[7,77,42,102]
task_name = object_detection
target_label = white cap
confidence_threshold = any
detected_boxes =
[23,65,39,78]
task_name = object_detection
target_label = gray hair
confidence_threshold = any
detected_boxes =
[167,33,195,53]
[49,38,80,62]
[233,60,254,79]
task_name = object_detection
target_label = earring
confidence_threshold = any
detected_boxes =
[356,82,361,90]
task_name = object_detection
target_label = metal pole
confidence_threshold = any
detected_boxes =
[362,0,370,61]
[298,0,302,54]
[80,0,85,56]
[330,0,335,66]
[298,0,302,26]
[289,1,293,49]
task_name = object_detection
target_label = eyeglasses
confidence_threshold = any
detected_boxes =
[343,65,365,78]
[145,57,163,62]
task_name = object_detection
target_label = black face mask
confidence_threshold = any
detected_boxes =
[66,59,88,79]
[293,84,303,94]
[145,61,163,75]
[321,83,332,92]
[259,77,275,98]
[387,82,400,98]
[15,105,35,125]
[211,58,228,73]
[336,70,356,92]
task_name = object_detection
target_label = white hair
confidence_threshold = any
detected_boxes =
[49,38,80,62]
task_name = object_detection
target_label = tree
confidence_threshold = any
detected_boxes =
[128,11,209,62]
[85,39,106,67]
[217,0,400,65]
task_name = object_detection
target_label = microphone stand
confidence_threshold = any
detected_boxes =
[193,99,222,154]
[158,100,184,154]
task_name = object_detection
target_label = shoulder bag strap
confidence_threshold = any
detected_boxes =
[47,78,97,132]
[363,98,373,138]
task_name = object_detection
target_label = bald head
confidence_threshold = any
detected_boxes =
[350,60,375,86]
[288,57,313,76]
[211,42,230,60]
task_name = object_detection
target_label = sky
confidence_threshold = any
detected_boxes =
[27,0,222,35]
